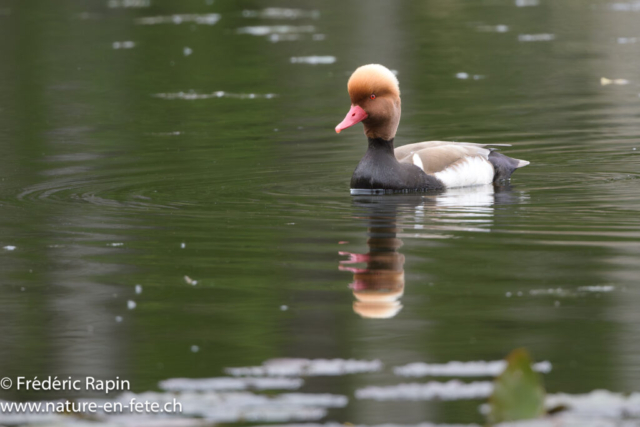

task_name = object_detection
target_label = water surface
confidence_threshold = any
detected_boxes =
[1,0,640,425]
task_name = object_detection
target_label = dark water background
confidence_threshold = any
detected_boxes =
[1,0,640,424]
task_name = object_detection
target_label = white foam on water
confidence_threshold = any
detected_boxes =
[394,360,552,377]
[618,37,638,44]
[107,0,150,8]
[290,56,336,64]
[159,377,304,392]
[515,0,540,6]
[136,14,220,25]
[355,380,494,401]
[456,72,485,80]
[518,33,555,42]
[242,8,320,20]
[601,77,630,86]
[3,245,16,251]
[112,41,135,49]
[253,424,479,427]
[546,390,640,418]
[529,286,614,296]
[226,358,383,377]
[183,47,193,56]
[479,390,640,425]
[108,242,124,246]
[578,285,615,292]
[269,34,301,42]
[154,91,277,100]
[135,284,143,294]
[610,1,640,11]
[237,25,315,36]
[529,288,571,296]
[477,24,509,32]
[127,300,136,310]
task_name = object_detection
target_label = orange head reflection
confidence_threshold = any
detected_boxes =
[340,225,405,319]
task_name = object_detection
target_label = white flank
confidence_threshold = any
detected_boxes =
[412,153,424,171]
[434,157,494,188]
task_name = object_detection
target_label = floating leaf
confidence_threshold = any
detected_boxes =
[488,348,546,424]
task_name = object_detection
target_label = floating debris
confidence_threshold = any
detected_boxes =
[290,56,336,65]
[154,91,277,100]
[515,0,540,6]
[184,275,198,285]
[226,358,383,377]
[237,25,315,36]
[242,8,320,20]
[107,242,124,247]
[3,245,16,251]
[136,13,220,25]
[135,284,143,294]
[107,0,150,8]
[518,33,555,42]
[112,41,135,49]
[115,316,123,323]
[181,242,186,248]
[159,377,304,392]
[394,360,552,378]
[355,380,494,401]
[191,345,200,353]
[280,305,289,311]
[127,300,136,310]
[313,34,326,41]
[183,46,193,56]
[601,77,630,86]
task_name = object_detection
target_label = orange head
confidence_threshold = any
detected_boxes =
[335,64,401,141]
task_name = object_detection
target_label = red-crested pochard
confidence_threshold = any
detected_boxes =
[336,64,529,194]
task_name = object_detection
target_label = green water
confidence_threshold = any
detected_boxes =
[1,0,640,424]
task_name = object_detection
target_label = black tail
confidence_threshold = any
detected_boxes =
[489,151,529,182]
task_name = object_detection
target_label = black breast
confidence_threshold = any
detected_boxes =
[350,138,444,192]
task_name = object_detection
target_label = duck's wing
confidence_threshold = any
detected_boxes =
[394,140,511,164]
[395,142,492,175]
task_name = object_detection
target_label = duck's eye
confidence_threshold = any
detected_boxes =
[370,94,376,100]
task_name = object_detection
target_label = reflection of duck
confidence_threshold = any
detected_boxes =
[335,64,529,193]
[341,186,526,319]
[340,196,420,319]
[340,224,405,319]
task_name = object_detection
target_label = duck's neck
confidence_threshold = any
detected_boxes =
[367,137,395,155]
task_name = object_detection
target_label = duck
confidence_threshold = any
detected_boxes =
[335,64,529,194]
